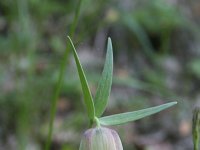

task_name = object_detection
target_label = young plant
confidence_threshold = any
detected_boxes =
[67,36,177,149]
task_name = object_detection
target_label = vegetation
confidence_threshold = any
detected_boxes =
[69,36,176,149]
[0,0,200,149]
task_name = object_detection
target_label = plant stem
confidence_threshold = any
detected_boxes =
[193,107,200,150]
[45,0,83,150]
[94,117,101,128]
[69,0,82,36]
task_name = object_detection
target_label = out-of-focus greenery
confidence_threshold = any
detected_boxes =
[0,0,200,149]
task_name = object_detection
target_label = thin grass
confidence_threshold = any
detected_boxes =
[45,0,83,149]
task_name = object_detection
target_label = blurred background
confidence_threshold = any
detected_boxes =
[0,0,200,149]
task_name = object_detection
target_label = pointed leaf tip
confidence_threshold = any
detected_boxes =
[67,36,95,120]
[94,38,113,117]
[99,101,177,126]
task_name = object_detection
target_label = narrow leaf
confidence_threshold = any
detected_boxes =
[94,37,113,117]
[99,101,177,126]
[67,36,95,120]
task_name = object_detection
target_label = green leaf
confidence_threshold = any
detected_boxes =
[67,36,95,121]
[99,101,177,126]
[94,37,113,117]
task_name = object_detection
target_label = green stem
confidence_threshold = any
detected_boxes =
[193,107,200,150]
[69,0,82,36]
[45,0,83,150]
[94,117,101,128]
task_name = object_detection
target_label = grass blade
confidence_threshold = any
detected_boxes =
[45,1,83,149]
[99,101,177,126]
[94,37,113,117]
[67,36,95,121]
